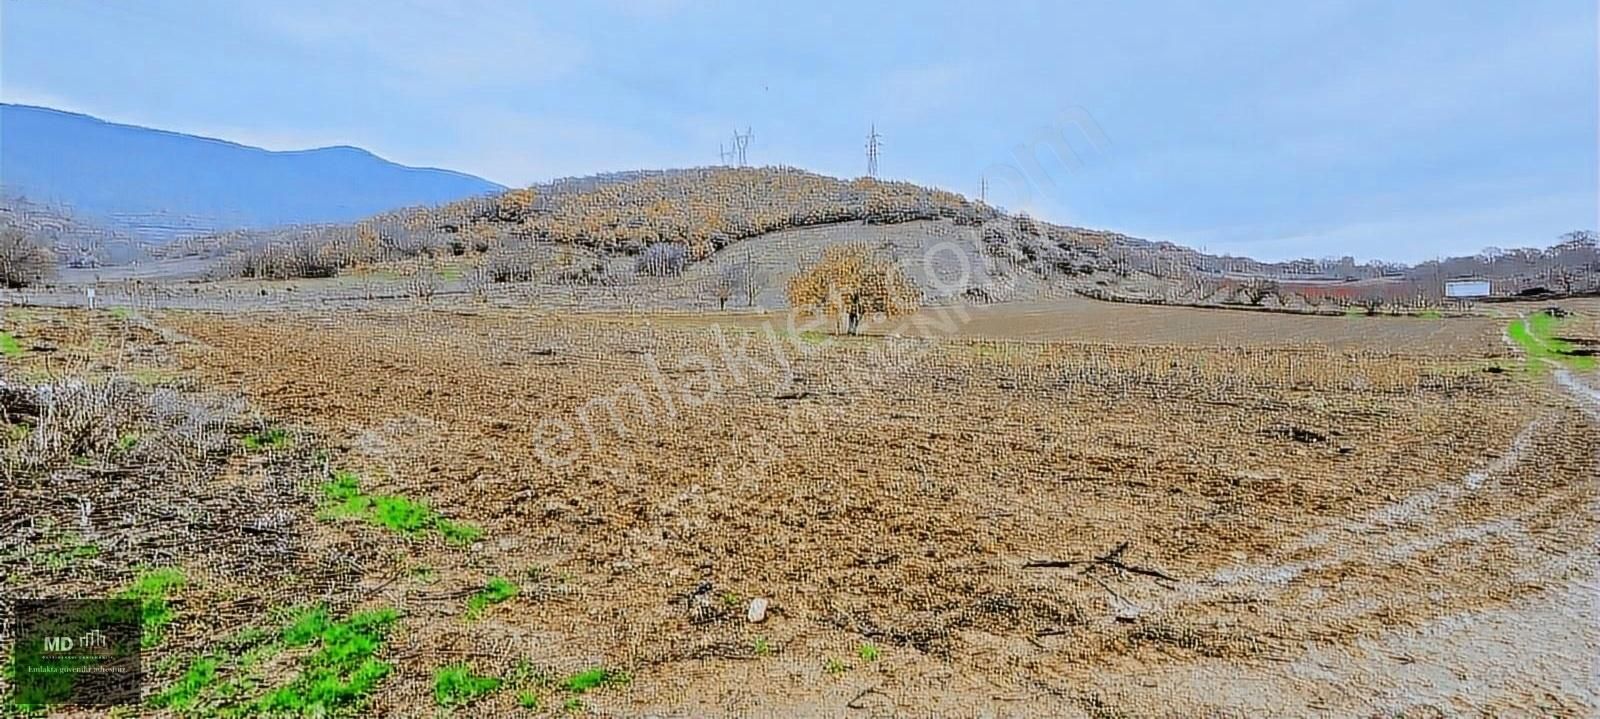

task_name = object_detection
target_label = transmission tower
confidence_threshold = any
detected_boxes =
[719,143,734,166]
[732,127,753,167]
[865,124,882,178]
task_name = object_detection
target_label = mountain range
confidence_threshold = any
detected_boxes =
[0,103,504,240]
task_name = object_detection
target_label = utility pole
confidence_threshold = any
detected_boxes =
[979,176,988,204]
[865,123,882,179]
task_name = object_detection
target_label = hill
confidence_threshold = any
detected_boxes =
[136,164,1597,311]
[0,104,504,241]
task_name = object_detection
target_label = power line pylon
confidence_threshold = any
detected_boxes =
[865,123,882,178]
[732,127,753,167]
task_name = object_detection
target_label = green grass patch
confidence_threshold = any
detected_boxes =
[1414,309,1444,319]
[562,666,627,694]
[1509,314,1597,372]
[118,567,186,648]
[435,518,484,545]
[857,642,880,662]
[466,577,519,619]
[149,657,222,713]
[4,422,30,442]
[0,331,23,358]
[108,307,133,320]
[39,535,100,571]
[254,606,400,716]
[147,605,392,716]
[432,663,501,707]
[320,471,484,546]
[281,605,334,646]
[241,427,291,451]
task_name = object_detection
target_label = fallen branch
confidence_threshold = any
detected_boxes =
[847,685,888,710]
[1024,541,1178,584]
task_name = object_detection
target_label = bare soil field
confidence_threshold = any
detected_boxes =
[659,297,1508,355]
[3,300,1596,717]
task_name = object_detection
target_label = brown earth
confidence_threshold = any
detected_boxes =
[74,299,1586,718]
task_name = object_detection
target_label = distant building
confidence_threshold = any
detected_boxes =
[1444,278,1492,299]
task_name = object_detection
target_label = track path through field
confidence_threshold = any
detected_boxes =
[1100,314,1600,716]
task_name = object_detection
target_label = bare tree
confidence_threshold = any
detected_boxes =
[635,242,687,277]
[466,264,492,303]
[741,250,761,307]
[710,264,744,310]
[0,226,56,289]
[406,265,439,302]
[1241,279,1280,306]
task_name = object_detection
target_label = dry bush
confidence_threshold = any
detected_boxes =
[787,243,921,334]
[636,242,688,277]
[231,228,362,280]
[483,246,541,283]
[554,260,611,286]
[405,266,440,302]
[0,226,57,288]
[1,378,243,478]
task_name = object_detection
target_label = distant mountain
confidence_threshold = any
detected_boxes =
[0,104,505,241]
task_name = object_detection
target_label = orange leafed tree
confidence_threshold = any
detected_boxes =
[787,243,920,335]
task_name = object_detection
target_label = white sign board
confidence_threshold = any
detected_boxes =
[85,287,97,308]
[1444,280,1491,298]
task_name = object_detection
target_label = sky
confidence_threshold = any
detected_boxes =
[1,0,1595,262]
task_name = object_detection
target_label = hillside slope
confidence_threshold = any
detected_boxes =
[0,104,504,241]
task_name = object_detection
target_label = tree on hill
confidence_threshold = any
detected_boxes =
[787,243,920,335]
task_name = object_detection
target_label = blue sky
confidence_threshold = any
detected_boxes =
[2,0,1595,262]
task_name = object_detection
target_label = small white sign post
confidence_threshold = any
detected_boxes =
[85,287,97,309]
